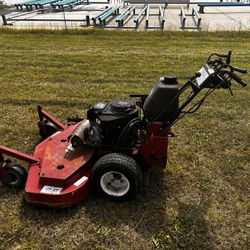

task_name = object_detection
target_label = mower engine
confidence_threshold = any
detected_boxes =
[70,99,140,148]
[70,76,180,149]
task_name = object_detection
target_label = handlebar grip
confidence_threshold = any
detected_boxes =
[230,72,247,87]
[231,66,247,74]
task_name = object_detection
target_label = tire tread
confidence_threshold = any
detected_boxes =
[92,153,143,200]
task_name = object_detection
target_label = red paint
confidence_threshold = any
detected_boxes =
[24,164,90,208]
[23,122,94,207]
[37,124,94,186]
[0,109,96,208]
[138,123,169,168]
[0,146,39,164]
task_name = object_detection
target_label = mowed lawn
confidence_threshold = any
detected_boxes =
[0,29,249,250]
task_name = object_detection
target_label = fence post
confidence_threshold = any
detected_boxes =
[180,7,186,29]
[86,15,90,26]
[161,20,165,30]
[146,5,150,29]
[62,7,67,30]
[1,15,8,26]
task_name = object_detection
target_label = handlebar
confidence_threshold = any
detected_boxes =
[206,51,248,88]
[207,51,232,64]
[228,71,247,87]
[229,66,248,74]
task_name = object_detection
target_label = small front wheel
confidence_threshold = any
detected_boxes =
[0,163,27,188]
[91,153,143,201]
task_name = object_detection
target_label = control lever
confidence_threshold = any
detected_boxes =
[229,72,247,87]
[228,85,233,96]
[226,51,232,64]
[191,72,201,81]
[229,66,247,74]
[194,72,201,78]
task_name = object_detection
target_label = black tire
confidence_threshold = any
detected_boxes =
[38,120,59,139]
[91,153,143,201]
[0,163,27,188]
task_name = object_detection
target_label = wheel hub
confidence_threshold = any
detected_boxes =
[100,171,130,197]
[7,173,19,185]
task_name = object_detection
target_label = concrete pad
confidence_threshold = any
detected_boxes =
[1,2,250,30]
[198,6,250,31]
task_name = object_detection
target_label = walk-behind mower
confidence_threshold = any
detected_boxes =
[0,52,247,207]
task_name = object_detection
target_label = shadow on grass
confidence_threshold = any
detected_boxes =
[14,167,214,249]
[18,196,81,226]
[169,196,214,249]
[84,168,215,249]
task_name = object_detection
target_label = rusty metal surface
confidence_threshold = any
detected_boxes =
[34,123,94,186]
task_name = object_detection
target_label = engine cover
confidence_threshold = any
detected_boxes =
[87,100,139,145]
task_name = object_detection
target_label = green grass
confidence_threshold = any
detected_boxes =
[0,29,249,249]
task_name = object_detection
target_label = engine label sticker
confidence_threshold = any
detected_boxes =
[41,185,62,195]
[74,176,88,187]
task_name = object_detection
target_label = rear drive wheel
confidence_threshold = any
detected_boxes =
[0,163,27,188]
[91,153,143,201]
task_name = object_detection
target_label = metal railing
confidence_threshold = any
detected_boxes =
[116,5,135,27]
[98,4,120,26]
[180,6,201,30]
[134,4,148,28]
[146,4,165,30]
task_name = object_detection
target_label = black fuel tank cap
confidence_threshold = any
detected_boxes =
[161,75,178,85]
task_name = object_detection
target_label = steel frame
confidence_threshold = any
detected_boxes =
[180,6,201,30]
[145,4,165,30]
